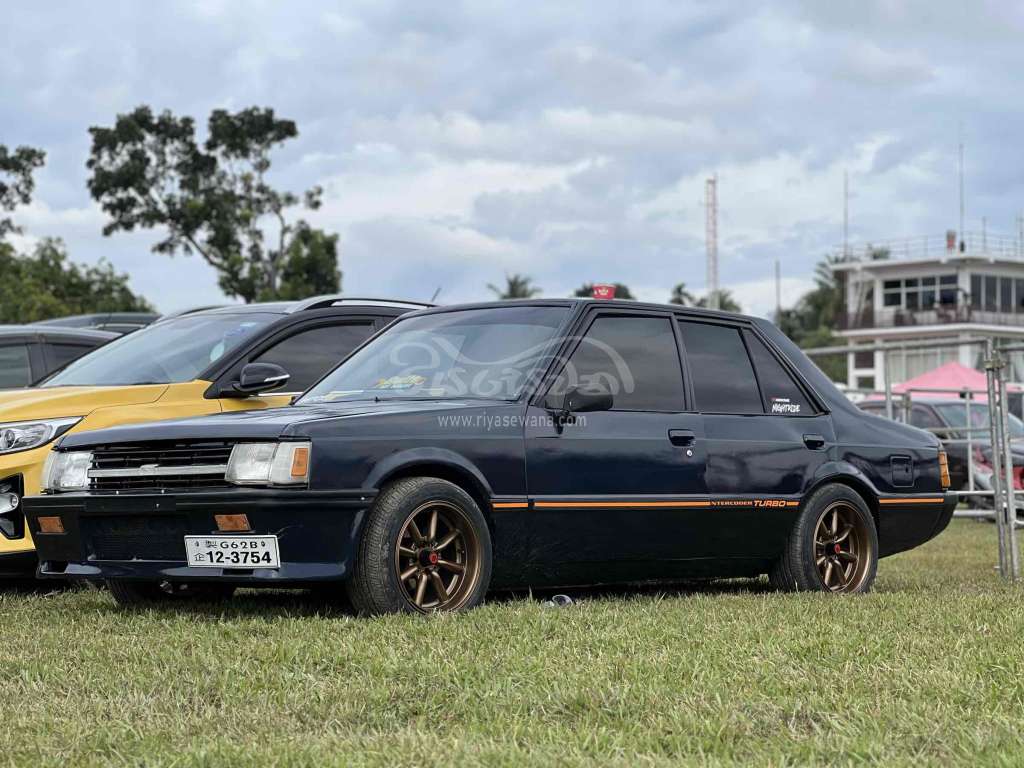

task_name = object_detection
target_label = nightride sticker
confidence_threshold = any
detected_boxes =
[770,397,801,415]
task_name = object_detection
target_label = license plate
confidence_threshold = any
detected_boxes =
[184,535,280,569]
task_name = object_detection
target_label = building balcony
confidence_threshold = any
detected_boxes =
[837,306,1024,331]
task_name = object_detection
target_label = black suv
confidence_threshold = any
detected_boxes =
[26,300,955,612]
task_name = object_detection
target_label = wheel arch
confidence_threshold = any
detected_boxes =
[803,463,881,530]
[365,448,495,526]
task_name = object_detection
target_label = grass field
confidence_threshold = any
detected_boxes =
[1,520,1023,767]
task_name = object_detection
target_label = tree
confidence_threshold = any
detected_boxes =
[697,289,742,313]
[0,144,46,240]
[669,282,697,305]
[572,282,636,300]
[777,255,845,381]
[276,224,342,301]
[0,238,153,324]
[488,273,541,300]
[86,105,340,303]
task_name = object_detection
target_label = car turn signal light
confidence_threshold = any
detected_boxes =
[215,514,251,532]
[37,516,65,534]
[938,450,951,489]
[290,446,309,479]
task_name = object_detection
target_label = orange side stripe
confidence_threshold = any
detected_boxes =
[492,502,530,509]
[533,501,710,509]
[879,497,945,505]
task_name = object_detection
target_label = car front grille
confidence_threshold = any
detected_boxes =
[84,515,188,561]
[88,441,234,492]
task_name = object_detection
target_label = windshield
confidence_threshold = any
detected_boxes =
[934,402,1024,440]
[43,313,278,387]
[300,306,569,404]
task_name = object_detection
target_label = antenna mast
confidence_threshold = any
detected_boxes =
[843,170,849,259]
[958,127,965,250]
[705,176,719,310]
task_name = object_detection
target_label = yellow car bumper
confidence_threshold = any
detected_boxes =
[0,444,50,572]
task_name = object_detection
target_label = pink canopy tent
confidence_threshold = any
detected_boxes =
[892,361,1022,401]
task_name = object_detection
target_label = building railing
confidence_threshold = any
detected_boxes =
[833,232,1024,263]
[837,306,1024,330]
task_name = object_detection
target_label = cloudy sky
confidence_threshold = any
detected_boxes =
[3,1,1023,316]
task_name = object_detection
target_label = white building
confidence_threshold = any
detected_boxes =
[832,232,1024,389]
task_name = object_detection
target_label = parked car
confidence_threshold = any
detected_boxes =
[25,299,955,608]
[0,326,117,390]
[32,312,160,335]
[859,398,1024,504]
[0,296,429,576]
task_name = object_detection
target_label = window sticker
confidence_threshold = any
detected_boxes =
[770,396,801,415]
[373,374,427,390]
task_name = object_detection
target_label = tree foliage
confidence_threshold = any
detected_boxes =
[86,105,340,303]
[573,282,636,300]
[0,239,154,324]
[0,144,46,240]
[777,256,845,381]
[488,273,541,300]
[669,283,741,312]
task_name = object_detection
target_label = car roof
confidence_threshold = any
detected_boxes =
[403,297,758,322]
[32,312,159,328]
[178,295,435,320]
[0,325,119,341]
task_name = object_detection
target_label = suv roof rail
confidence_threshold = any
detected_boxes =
[287,295,437,313]
[153,305,229,324]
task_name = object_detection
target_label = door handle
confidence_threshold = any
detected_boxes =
[803,433,827,450]
[669,429,696,447]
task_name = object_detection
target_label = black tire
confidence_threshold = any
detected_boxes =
[346,477,493,616]
[769,484,878,594]
[106,579,236,607]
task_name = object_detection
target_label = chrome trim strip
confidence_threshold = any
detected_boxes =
[88,464,228,479]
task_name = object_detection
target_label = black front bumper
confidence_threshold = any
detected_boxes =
[24,489,376,584]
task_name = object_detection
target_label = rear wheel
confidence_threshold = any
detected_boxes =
[769,484,878,594]
[346,477,492,616]
[107,580,236,607]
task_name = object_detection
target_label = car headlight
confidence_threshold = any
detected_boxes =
[0,417,81,456]
[41,450,94,492]
[225,442,311,486]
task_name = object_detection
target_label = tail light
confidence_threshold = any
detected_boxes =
[938,450,951,489]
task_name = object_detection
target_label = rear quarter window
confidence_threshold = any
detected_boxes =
[743,330,812,416]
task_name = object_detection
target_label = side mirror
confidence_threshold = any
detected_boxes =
[562,386,613,414]
[232,363,290,397]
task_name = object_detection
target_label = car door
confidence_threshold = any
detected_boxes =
[523,309,707,584]
[677,319,836,558]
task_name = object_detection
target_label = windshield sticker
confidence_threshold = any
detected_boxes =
[771,397,801,415]
[373,374,427,391]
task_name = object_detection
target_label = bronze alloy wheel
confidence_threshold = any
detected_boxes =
[394,500,483,612]
[813,501,873,592]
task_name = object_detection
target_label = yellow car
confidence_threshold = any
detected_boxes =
[0,297,425,575]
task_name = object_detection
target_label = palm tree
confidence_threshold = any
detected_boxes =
[669,282,697,305]
[697,289,742,313]
[487,273,541,300]
[573,282,636,299]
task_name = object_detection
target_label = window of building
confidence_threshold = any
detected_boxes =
[883,275,957,311]
[939,275,958,306]
[854,350,874,368]
[855,376,876,391]
[550,316,685,411]
[985,275,999,312]
[971,274,983,309]
[678,322,762,414]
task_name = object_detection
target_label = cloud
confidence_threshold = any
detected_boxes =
[1,0,1023,319]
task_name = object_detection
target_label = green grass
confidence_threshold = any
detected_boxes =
[1,520,1023,767]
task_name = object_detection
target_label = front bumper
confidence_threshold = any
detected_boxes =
[24,488,377,584]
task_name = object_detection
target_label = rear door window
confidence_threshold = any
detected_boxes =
[742,330,812,416]
[0,344,32,389]
[678,321,762,414]
[47,343,97,373]
[550,315,685,411]
[253,322,376,391]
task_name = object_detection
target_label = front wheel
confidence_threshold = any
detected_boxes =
[346,477,492,616]
[107,580,236,607]
[769,484,878,594]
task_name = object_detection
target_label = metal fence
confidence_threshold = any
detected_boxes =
[806,337,1021,581]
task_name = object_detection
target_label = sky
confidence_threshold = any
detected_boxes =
[3,0,1023,317]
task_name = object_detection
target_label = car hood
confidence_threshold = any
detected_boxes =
[57,399,499,449]
[0,385,169,423]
